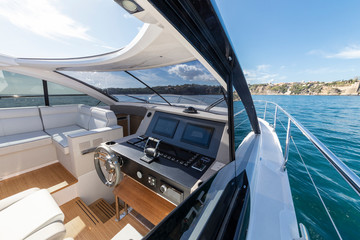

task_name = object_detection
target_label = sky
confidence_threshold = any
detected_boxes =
[0,0,360,84]
[215,0,360,83]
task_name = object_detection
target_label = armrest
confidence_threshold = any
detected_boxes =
[0,188,39,211]
[68,126,122,139]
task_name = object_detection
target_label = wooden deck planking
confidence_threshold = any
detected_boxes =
[61,198,149,239]
[0,162,77,199]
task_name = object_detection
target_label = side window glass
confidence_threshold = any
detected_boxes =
[0,70,45,108]
[47,82,105,106]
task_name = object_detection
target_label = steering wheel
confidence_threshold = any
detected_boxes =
[94,144,122,187]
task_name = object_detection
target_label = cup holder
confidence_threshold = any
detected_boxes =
[105,141,117,146]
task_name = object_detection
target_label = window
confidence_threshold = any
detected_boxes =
[0,70,45,108]
[60,60,227,112]
[47,82,104,106]
[0,70,106,108]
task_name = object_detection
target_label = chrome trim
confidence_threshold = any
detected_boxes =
[252,100,360,195]
[297,223,310,240]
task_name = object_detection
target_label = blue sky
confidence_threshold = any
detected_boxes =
[0,0,360,84]
[215,0,360,83]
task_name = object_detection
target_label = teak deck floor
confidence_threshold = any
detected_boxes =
[0,162,77,199]
[61,198,149,239]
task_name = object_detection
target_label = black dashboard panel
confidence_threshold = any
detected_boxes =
[110,111,226,205]
[146,112,225,158]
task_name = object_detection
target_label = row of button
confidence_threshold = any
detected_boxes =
[158,152,200,167]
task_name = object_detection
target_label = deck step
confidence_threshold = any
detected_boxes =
[89,198,116,223]
[74,199,101,226]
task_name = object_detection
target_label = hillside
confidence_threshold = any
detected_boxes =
[248,79,360,95]
[107,84,223,95]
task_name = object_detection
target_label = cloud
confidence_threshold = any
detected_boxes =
[302,67,355,75]
[327,45,360,59]
[256,64,270,71]
[63,71,137,89]
[244,64,286,83]
[123,13,135,19]
[168,63,216,83]
[308,45,360,59]
[0,0,93,41]
[307,49,326,56]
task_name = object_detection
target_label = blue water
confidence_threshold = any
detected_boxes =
[252,95,360,240]
[2,94,359,239]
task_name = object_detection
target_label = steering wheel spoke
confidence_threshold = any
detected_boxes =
[94,144,122,187]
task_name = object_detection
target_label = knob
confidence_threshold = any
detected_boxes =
[160,184,167,193]
[136,171,143,179]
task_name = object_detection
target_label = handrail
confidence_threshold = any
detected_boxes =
[253,100,360,196]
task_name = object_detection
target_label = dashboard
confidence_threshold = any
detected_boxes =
[109,111,226,205]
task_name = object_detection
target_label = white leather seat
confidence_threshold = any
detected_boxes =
[0,188,67,240]
[0,107,52,156]
[40,104,118,153]
[0,131,52,156]
[89,107,117,130]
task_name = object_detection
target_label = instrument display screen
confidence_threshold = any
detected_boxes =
[152,117,179,138]
[181,124,214,148]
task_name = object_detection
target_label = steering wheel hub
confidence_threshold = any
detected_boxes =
[94,143,122,187]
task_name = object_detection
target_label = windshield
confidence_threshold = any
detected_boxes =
[0,0,143,58]
[60,60,227,110]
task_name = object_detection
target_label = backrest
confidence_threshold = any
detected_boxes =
[39,105,78,129]
[76,105,91,129]
[0,107,43,135]
[89,107,117,130]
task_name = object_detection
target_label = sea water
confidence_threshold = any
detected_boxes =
[1,94,358,239]
[252,95,360,240]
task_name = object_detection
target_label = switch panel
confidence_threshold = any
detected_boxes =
[148,175,156,187]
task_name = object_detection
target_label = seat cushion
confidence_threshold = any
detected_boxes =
[0,107,43,136]
[111,224,143,240]
[0,188,40,211]
[76,105,91,129]
[0,131,52,156]
[40,105,78,129]
[89,108,117,130]
[45,125,88,154]
[0,189,64,240]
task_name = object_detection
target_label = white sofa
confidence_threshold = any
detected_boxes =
[0,107,52,156]
[40,105,118,155]
[0,104,123,179]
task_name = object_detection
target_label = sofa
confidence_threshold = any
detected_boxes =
[0,107,52,156]
[0,104,123,178]
[40,105,118,155]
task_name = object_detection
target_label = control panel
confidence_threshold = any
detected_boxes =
[127,135,215,172]
[108,111,225,205]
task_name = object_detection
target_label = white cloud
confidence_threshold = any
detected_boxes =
[308,45,360,59]
[123,13,135,19]
[327,45,360,59]
[256,64,270,71]
[168,64,216,83]
[244,64,286,83]
[302,67,355,75]
[307,49,326,56]
[63,71,135,89]
[0,0,93,41]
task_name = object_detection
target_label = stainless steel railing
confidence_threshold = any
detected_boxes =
[254,100,360,196]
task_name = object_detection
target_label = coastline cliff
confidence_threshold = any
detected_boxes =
[248,79,360,95]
